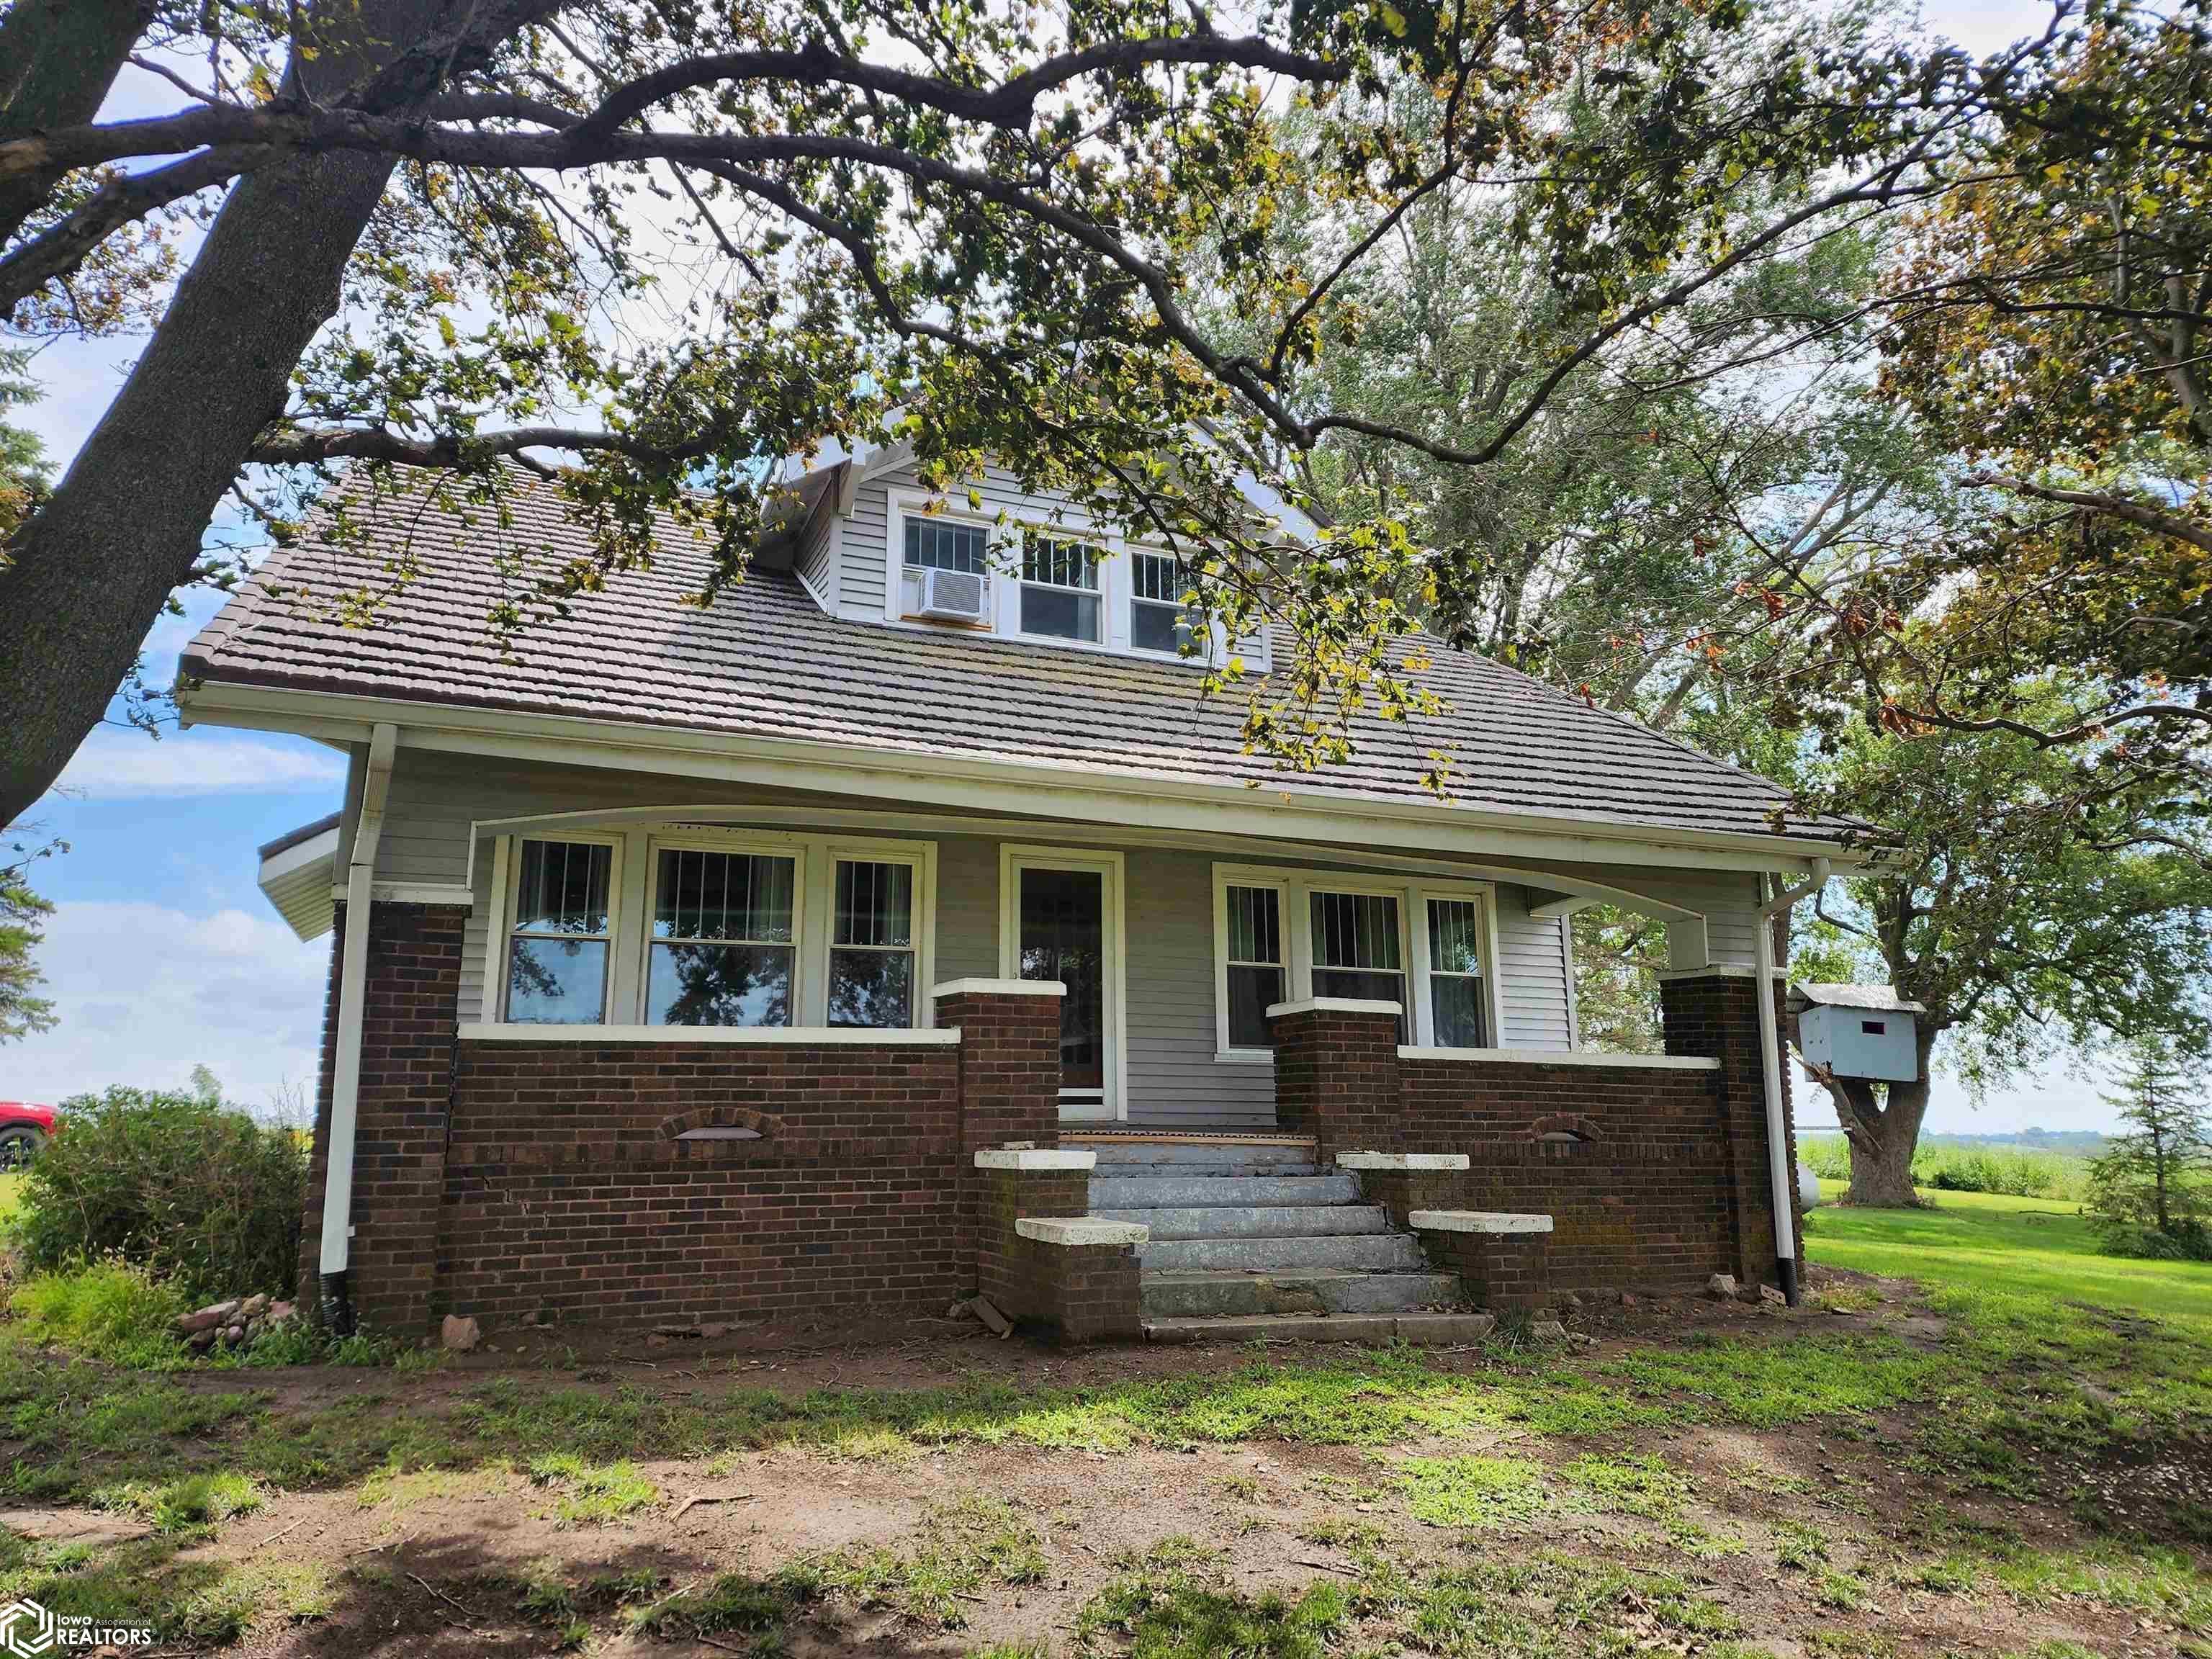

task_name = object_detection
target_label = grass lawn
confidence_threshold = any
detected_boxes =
[0,1191,2203,1655]
[1807,1188,2212,1338]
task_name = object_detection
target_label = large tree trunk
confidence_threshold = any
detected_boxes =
[0,0,499,827]
[0,0,157,246]
[1822,1028,1938,1207]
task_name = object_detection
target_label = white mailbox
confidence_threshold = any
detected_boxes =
[1794,983,1923,1083]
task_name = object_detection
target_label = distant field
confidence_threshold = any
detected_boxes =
[1806,1187,2212,1337]
[1799,1133,2092,1200]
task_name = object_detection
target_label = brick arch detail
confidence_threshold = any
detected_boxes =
[1528,1112,1601,1143]
[659,1105,779,1141]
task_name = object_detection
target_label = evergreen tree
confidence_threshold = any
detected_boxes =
[2087,1040,2211,1259]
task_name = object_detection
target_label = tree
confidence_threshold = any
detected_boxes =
[1790,698,2212,1206]
[1803,0,2212,802]
[0,348,52,1042]
[0,0,2057,825]
[2087,1038,2211,1257]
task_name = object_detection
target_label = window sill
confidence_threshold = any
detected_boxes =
[1213,1048,1274,1065]
[1396,1044,1719,1070]
[458,1022,962,1046]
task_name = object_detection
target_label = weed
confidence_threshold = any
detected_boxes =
[526,1452,660,1525]
[1211,1473,1261,1502]
[8,1259,186,1368]
[1300,1514,1392,1551]
[1558,1450,1693,1519]
[1077,1536,1346,1657]
[1775,1519,1833,1570]
[1393,1455,1550,1530]
[817,1494,1048,1630]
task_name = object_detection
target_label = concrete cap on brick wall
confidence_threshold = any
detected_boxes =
[1334,1151,1470,1171]
[1410,1210,1555,1234]
[932,978,1068,998]
[974,1147,1097,1171]
[1264,997,1404,1018]
[1015,1217,1149,1246]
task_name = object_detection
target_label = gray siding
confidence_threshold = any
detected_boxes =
[379,750,1722,1129]
[791,491,838,606]
[1493,885,1573,1049]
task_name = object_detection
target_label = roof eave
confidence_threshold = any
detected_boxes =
[178,675,1876,874]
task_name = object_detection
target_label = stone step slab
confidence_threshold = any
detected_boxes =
[1141,1269,1465,1318]
[1093,1204,1390,1240]
[1089,1174,1361,1209]
[1137,1232,1431,1273]
[1144,1311,1497,1346]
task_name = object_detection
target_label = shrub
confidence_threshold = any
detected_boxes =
[14,1087,306,1303]
[9,1257,186,1365]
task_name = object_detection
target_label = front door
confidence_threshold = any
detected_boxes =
[1004,850,1122,1120]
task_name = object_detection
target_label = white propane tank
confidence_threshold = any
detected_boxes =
[1797,1163,1821,1210]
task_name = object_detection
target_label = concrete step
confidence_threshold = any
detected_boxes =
[1088,1160,1320,1179]
[1094,1204,1391,1241]
[1145,1311,1497,1346]
[1141,1269,1465,1318]
[1136,1232,1432,1274]
[1078,1141,1317,1172]
[1089,1174,1361,1210]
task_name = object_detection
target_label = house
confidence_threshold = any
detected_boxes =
[177,445,1863,1341]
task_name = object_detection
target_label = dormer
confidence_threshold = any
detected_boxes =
[778,438,1283,673]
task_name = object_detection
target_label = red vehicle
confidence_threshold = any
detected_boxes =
[0,1102,56,1169]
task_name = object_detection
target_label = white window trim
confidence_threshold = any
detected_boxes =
[490,825,935,1032]
[1012,530,1107,647]
[998,843,1128,1123]
[493,830,625,1025]
[879,485,1269,671]
[1210,864,1501,1058]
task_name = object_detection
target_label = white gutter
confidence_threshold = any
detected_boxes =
[1755,856,1830,1304]
[318,723,397,1324]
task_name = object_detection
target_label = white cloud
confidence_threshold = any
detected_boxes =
[4,901,327,1118]
[51,730,343,801]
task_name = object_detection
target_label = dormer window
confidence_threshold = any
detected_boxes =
[905,518,988,575]
[1020,538,1101,643]
[1130,552,1195,656]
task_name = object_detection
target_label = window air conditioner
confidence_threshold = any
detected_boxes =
[916,566,989,622]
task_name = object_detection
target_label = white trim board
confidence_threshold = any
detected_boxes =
[176,680,1866,874]
[457,1022,963,1046]
[1397,1046,1721,1071]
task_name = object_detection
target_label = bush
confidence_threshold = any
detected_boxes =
[1794,1135,2088,1201]
[9,1257,186,1366]
[14,1087,306,1303]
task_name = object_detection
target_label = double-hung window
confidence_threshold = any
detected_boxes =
[1220,883,1285,1050]
[647,848,797,1028]
[1130,552,1195,655]
[904,518,988,574]
[1425,897,1490,1048]
[1310,890,1408,1039]
[829,858,917,1028]
[504,838,615,1023]
[1020,538,1101,642]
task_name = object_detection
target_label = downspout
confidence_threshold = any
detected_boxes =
[1755,856,1830,1306]
[319,722,397,1334]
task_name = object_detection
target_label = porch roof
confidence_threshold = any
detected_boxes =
[179,479,1867,855]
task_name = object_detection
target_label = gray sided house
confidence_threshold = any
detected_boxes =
[180,446,1862,1341]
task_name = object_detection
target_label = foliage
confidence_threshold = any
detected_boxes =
[14,1084,307,1301]
[1788,696,2212,1204]
[1799,1136,2090,1201]
[2087,1038,2212,1259]
[0,821,55,1043]
[6,1256,186,1367]
[1570,907,1667,1055]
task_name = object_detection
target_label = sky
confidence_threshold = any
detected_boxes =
[4,0,2126,1134]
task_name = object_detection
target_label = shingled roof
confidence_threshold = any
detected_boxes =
[179,480,1860,850]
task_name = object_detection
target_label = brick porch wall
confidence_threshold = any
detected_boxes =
[1277,993,1789,1296]
[439,1037,968,1328]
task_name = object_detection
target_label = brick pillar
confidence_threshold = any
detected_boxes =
[320,899,467,1335]
[1267,999,1403,1161]
[935,980,1066,1153]
[939,979,1071,1298]
[1658,969,1800,1290]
